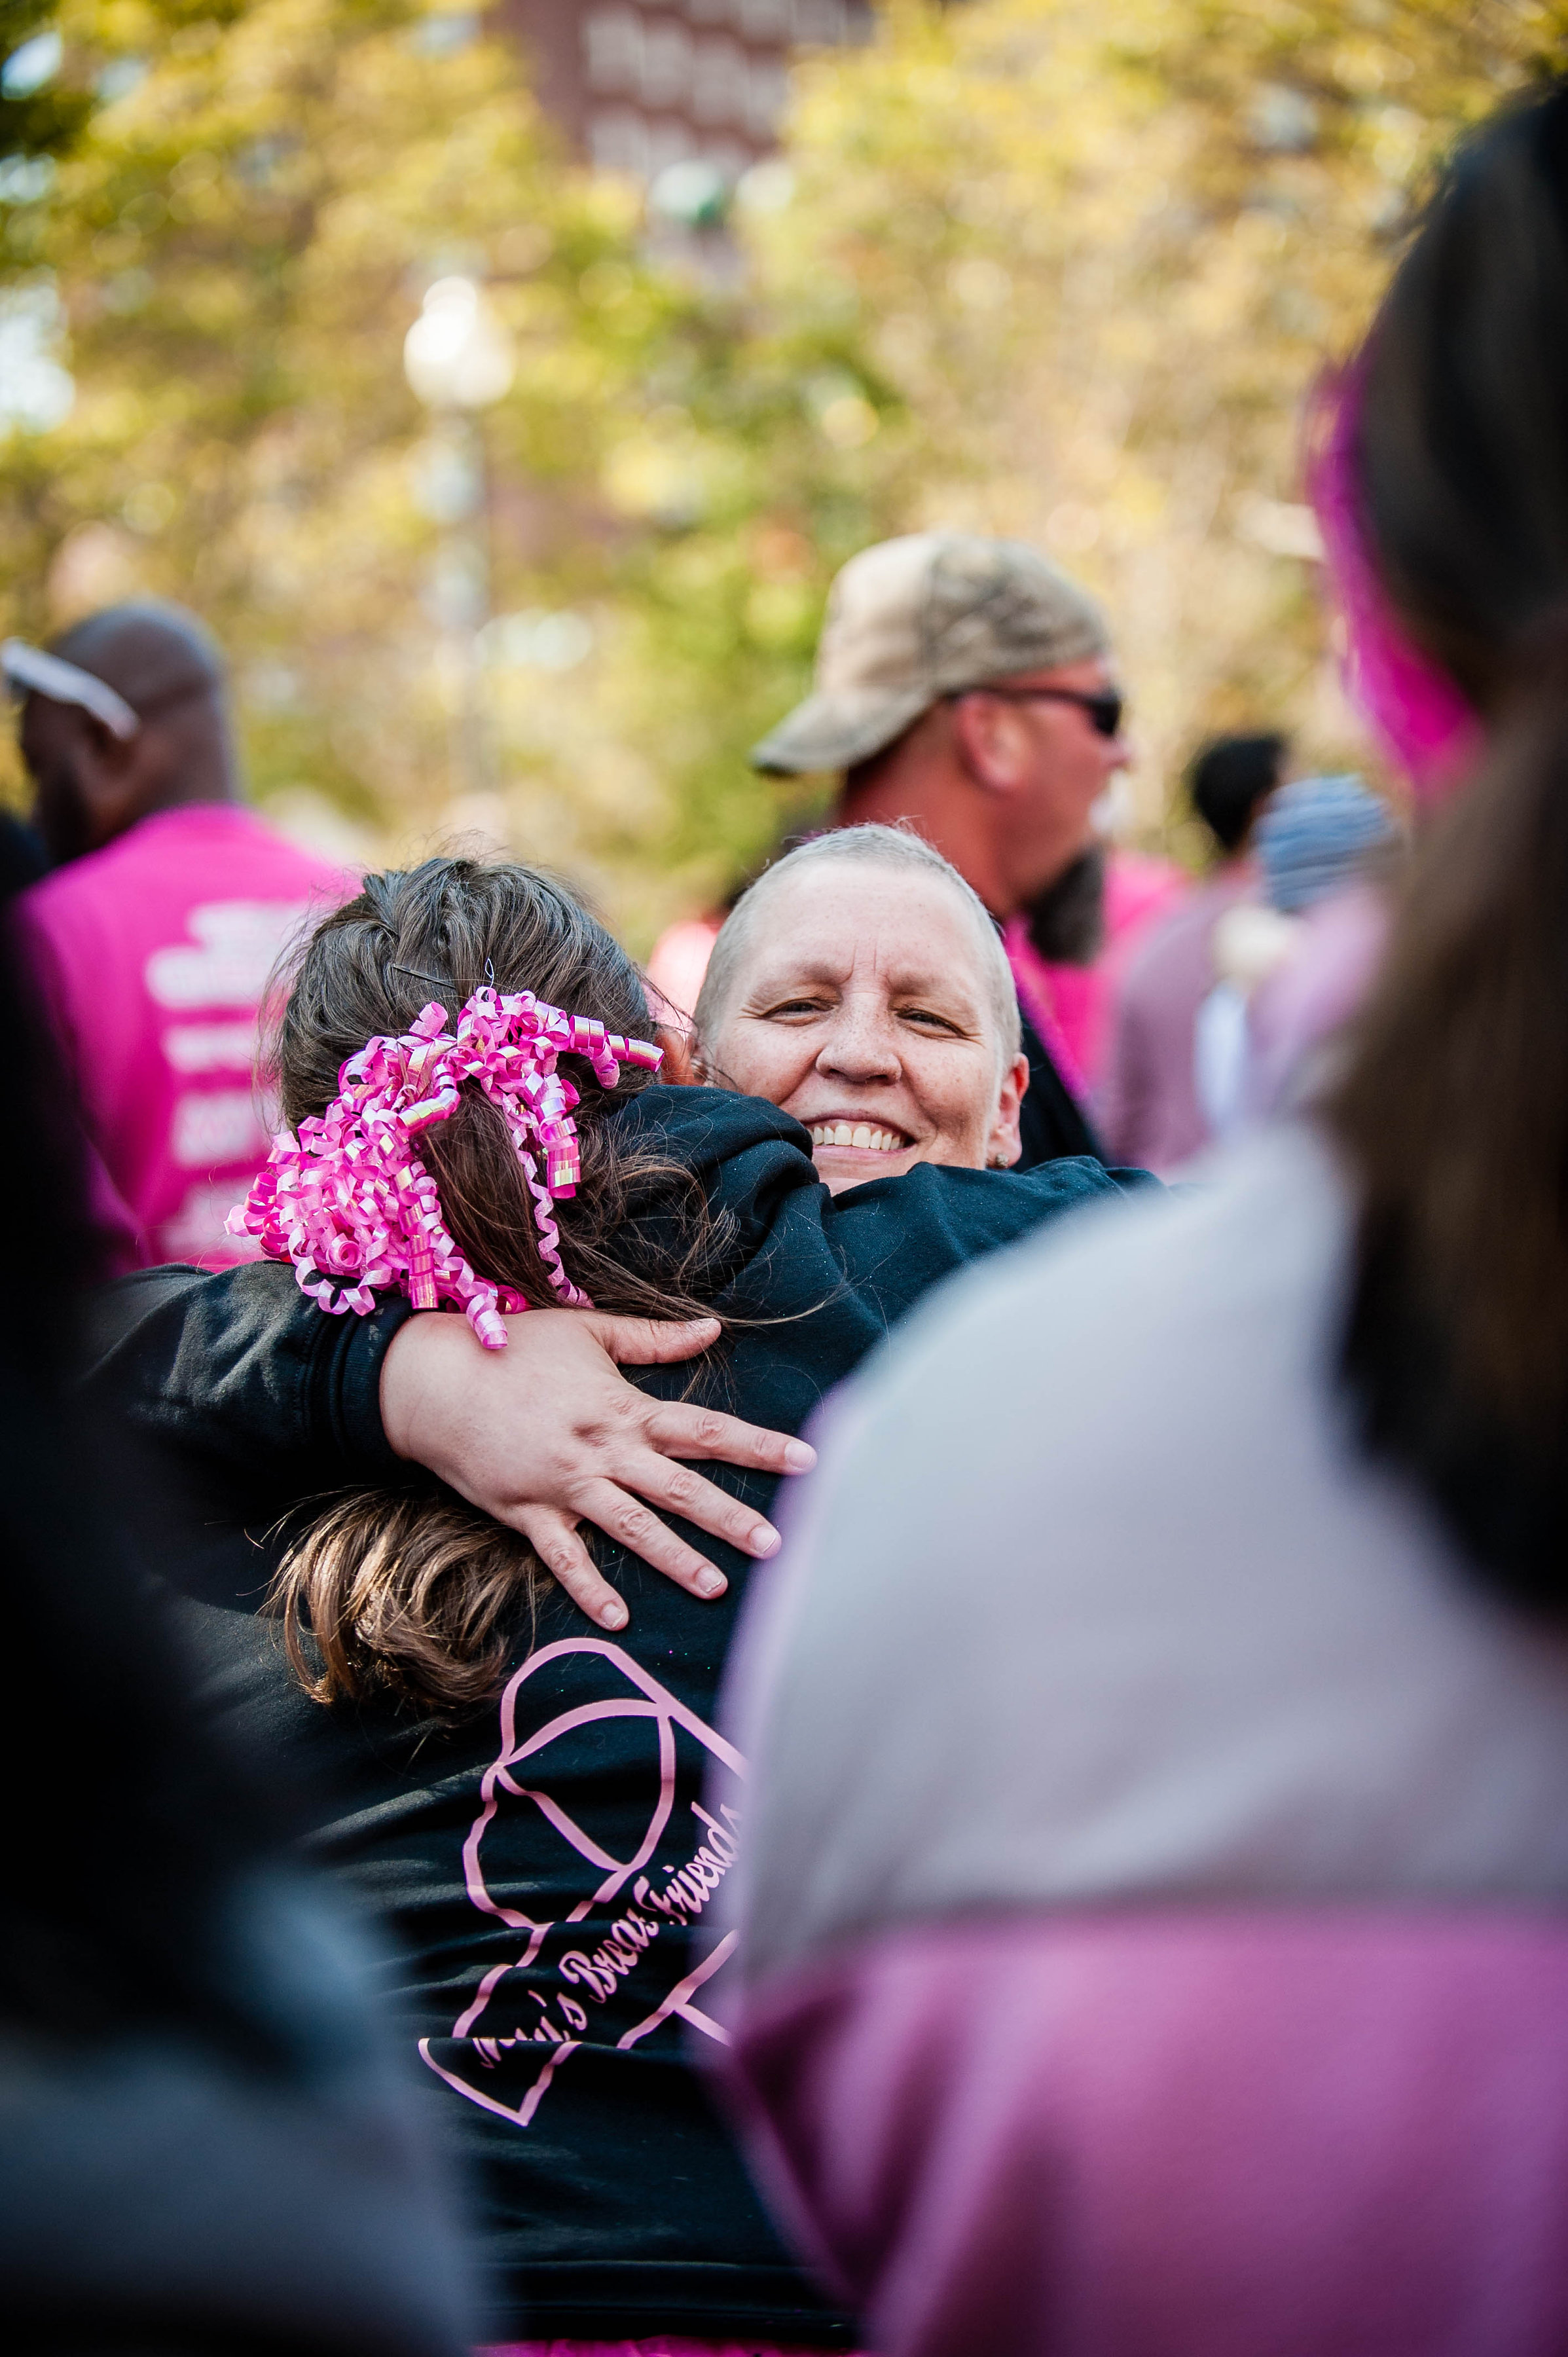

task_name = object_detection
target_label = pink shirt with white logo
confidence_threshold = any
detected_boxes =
[18,803,350,1268]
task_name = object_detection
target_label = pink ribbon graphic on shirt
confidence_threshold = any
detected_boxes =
[420,1637,746,2130]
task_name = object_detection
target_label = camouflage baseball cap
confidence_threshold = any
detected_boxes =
[750,530,1111,775]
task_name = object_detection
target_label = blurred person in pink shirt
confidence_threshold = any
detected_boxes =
[7,603,348,1268]
[644,909,724,1024]
[1003,837,1188,1103]
[1097,731,1286,1171]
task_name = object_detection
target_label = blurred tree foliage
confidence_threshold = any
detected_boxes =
[0,0,93,164]
[758,0,1568,865]
[0,0,1563,942]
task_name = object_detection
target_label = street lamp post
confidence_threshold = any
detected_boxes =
[403,277,515,800]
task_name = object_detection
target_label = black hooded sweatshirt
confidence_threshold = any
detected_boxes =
[84,1086,1152,2348]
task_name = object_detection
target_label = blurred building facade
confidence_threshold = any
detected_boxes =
[503,1,873,183]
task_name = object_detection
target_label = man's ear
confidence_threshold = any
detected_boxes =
[987,1050,1031,1167]
[76,712,145,831]
[950,691,1034,797]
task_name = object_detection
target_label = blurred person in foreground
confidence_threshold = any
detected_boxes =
[1099,729,1286,1170]
[5,601,346,1269]
[0,799,143,1265]
[653,532,1184,1160]
[0,854,468,2356]
[80,837,1150,2354]
[720,83,1568,2357]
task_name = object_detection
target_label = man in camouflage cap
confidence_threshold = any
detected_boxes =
[752,531,1131,1167]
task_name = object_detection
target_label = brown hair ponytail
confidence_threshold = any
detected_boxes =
[1322,83,1568,1608]
[263,857,733,1715]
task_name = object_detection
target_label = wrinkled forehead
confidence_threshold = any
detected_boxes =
[733,858,1002,1017]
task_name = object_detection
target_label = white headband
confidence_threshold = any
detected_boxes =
[1,638,141,740]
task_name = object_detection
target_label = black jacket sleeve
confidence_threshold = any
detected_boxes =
[79,1260,410,1488]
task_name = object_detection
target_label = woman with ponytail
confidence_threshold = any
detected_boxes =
[720,83,1568,2357]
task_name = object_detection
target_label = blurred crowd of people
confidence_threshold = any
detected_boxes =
[5,70,1567,2357]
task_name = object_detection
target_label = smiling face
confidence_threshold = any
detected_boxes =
[700,859,1029,1194]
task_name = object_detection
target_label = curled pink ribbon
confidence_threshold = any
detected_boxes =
[228,986,663,1349]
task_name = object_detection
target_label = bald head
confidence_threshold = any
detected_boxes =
[693,826,1030,1190]
[22,600,236,864]
[696,824,1021,1060]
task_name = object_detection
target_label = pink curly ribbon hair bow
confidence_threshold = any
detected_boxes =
[228,985,663,1350]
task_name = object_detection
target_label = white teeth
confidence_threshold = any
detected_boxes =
[809,1122,905,1154]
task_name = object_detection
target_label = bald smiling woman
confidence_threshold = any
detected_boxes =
[693,826,1032,1191]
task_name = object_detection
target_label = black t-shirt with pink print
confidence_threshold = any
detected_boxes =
[86,1086,1151,2345]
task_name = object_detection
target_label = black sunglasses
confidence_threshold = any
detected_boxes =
[955,684,1125,739]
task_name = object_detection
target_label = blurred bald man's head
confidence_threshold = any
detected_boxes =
[18,600,238,865]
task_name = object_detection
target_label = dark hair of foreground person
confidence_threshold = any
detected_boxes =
[0,885,467,2357]
[1327,79,1568,1600]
